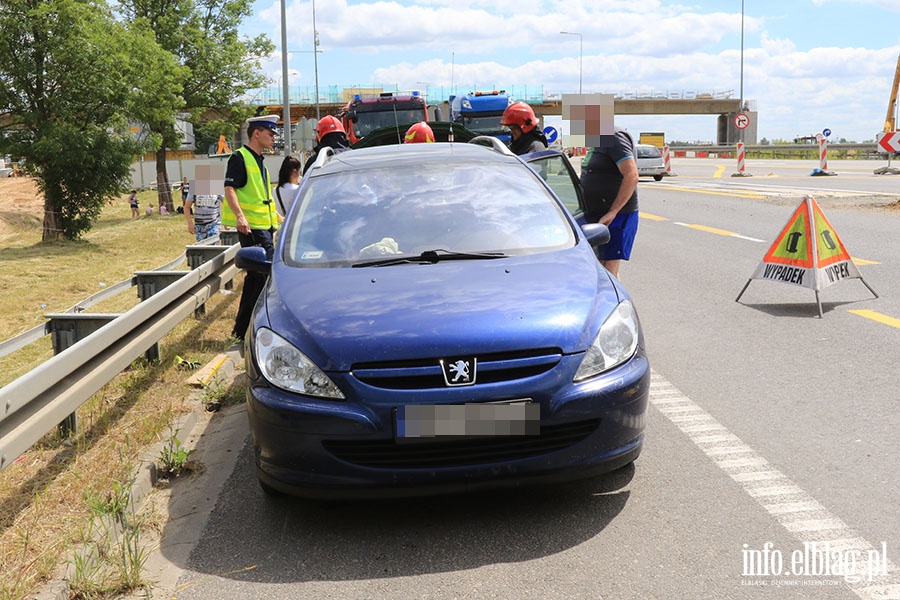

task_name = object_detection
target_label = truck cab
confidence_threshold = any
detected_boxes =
[340,91,429,145]
[449,90,512,143]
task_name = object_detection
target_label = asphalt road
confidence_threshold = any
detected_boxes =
[136,159,900,600]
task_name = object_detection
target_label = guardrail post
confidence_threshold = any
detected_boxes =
[218,231,239,291]
[219,230,240,247]
[135,271,190,355]
[186,245,230,315]
[46,313,120,437]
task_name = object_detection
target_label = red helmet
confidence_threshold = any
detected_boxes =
[316,115,345,141]
[404,121,435,144]
[500,101,537,133]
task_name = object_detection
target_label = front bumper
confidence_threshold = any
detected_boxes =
[245,351,650,498]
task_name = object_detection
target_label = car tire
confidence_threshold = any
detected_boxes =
[653,175,664,181]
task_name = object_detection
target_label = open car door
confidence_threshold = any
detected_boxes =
[523,149,587,224]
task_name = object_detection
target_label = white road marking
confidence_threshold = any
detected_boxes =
[649,370,900,599]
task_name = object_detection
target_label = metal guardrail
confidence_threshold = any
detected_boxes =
[0,237,240,472]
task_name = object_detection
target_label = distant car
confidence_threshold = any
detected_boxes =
[236,140,650,498]
[635,144,666,181]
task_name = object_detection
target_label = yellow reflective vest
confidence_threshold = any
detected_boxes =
[222,146,278,230]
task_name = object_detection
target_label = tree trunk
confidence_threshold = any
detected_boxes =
[155,147,175,212]
[41,185,65,242]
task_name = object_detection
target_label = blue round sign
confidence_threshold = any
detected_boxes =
[823,128,832,138]
[543,126,559,145]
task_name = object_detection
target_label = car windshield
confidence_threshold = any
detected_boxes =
[282,161,577,268]
[459,115,504,133]
[355,110,424,138]
[636,145,661,158]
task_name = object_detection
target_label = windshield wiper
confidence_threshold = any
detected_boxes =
[352,248,506,268]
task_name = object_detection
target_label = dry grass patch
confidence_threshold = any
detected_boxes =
[0,178,245,599]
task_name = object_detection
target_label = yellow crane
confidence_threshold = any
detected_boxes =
[884,52,900,133]
[874,53,900,174]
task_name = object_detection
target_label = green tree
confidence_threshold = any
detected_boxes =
[117,0,273,211]
[0,0,157,241]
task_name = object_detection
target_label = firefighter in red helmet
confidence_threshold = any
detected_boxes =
[404,121,435,144]
[303,115,352,175]
[501,101,548,155]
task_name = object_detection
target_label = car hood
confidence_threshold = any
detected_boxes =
[262,247,621,371]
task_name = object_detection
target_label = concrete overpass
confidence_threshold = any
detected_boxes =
[262,95,757,145]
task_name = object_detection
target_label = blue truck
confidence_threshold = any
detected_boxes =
[449,90,512,143]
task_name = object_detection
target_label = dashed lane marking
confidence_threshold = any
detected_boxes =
[650,370,900,599]
[673,221,767,242]
[848,310,900,329]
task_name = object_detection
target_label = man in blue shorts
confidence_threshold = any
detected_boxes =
[580,126,640,279]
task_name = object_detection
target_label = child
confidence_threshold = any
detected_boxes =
[129,190,139,218]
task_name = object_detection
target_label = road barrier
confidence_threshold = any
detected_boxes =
[662,145,673,175]
[0,237,240,472]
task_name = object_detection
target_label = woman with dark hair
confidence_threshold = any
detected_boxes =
[275,155,302,218]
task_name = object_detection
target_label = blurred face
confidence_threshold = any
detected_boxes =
[509,124,523,141]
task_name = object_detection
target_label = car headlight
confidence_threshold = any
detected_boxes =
[254,327,345,399]
[573,301,640,382]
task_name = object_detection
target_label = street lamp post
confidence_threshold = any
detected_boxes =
[280,0,291,155]
[560,31,583,94]
[731,0,752,177]
[739,0,745,141]
[312,0,320,119]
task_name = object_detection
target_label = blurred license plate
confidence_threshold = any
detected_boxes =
[396,401,539,439]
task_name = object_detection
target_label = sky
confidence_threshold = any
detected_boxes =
[241,0,900,144]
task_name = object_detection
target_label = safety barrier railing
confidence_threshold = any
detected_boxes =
[0,231,241,472]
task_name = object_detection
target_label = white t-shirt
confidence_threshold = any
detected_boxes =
[275,183,300,218]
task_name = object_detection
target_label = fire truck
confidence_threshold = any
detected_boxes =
[339,91,429,145]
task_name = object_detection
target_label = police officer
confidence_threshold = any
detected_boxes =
[223,114,279,341]
[303,115,351,175]
[501,101,548,155]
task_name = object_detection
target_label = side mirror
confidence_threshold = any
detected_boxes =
[581,223,610,248]
[235,246,272,275]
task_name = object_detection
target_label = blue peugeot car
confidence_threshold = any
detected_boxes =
[236,139,649,498]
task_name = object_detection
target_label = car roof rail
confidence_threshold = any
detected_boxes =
[468,135,515,156]
[307,146,336,173]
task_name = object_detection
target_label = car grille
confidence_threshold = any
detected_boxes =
[351,348,562,390]
[323,419,600,468]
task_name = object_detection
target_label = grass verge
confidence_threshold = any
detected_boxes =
[0,183,246,599]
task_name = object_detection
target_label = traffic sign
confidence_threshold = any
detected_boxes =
[823,128,832,138]
[877,131,900,153]
[734,113,750,130]
[543,126,559,145]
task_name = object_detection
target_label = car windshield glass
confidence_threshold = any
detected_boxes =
[460,115,504,133]
[636,146,661,158]
[282,161,576,268]
[355,109,424,138]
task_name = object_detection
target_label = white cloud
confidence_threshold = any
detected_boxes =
[248,0,900,141]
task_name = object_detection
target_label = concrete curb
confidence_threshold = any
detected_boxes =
[32,345,245,600]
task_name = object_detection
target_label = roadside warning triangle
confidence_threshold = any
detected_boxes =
[761,196,853,269]
[736,196,877,317]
